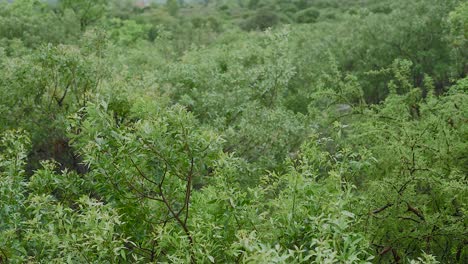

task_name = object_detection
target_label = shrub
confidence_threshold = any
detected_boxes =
[295,7,320,24]
[241,9,280,31]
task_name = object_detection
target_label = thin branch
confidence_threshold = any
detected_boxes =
[371,203,394,215]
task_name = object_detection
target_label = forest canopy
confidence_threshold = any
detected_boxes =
[0,0,467,263]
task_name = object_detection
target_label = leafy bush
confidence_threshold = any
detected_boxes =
[241,9,281,31]
[0,0,79,47]
[295,8,320,24]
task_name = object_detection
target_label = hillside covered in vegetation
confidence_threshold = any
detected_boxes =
[0,0,467,263]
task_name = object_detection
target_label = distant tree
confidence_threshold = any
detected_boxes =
[241,8,279,31]
[294,0,310,10]
[248,0,260,9]
[0,0,79,47]
[448,2,468,77]
[295,7,320,23]
[60,0,107,30]
[167,0,179,16]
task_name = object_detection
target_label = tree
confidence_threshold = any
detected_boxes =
[167,0,179,16]
[60,0,108,30]
[295,7,320,23]
[448,2,468,77]
[241,8,280,31]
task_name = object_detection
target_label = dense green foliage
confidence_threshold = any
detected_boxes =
[0,0,467,263]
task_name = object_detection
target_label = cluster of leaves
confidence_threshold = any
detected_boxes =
[0,130,125,263]
[0,0,467,263]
